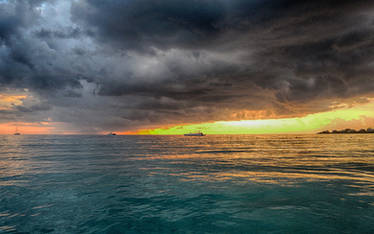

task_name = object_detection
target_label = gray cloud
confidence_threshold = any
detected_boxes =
[0,0,374,133]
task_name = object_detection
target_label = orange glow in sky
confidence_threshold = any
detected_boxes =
[2,92,374,135]
[0,94,27,111]
[0,122,54,135]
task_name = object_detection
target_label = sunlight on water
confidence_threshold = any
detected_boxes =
[1,134,374,233]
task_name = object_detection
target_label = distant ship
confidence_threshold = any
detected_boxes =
[184,132,205,136]
[107,132,117,136]
[14,126,21,135]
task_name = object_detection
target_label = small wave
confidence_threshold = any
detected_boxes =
[0,225,16,232]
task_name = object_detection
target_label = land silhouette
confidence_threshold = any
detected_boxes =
[318,128,374,134]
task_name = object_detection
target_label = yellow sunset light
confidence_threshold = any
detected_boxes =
[124,100,374,135]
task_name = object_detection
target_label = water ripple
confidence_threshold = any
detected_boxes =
[1,134,374,233]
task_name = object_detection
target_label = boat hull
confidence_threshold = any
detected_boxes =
[184,133,205,136]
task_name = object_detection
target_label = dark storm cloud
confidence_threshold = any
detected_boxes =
[0,0,82,91]
[16,102,51,113]
[71,0,366,51]
[34,27,82,39]
[0,0,53,42]
[71,0,226,51]
[1,0,374,132]
[71,0,374,100]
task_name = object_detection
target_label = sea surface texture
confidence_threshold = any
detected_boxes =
[1,134,374,233]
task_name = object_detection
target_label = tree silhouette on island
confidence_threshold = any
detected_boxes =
[318,128,374,134]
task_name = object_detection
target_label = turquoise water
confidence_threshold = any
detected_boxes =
[1,134,374,233]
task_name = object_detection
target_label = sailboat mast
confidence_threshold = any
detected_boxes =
[14,124,21,135]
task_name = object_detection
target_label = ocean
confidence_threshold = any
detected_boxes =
[0,134,374,233]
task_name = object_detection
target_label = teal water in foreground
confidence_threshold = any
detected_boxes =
[1,134,374,233]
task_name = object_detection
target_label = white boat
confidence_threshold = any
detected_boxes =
[184,132,205,136]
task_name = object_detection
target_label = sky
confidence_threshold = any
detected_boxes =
[1,0,374,134]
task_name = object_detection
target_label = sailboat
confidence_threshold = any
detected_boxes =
[14,126,21,135]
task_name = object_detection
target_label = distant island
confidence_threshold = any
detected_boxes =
[318,128,374,134]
